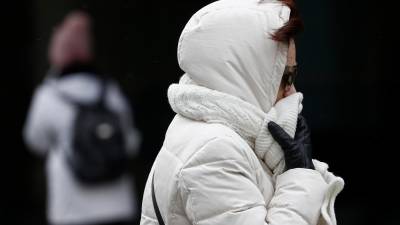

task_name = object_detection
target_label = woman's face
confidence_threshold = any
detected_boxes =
[275,39,297,103]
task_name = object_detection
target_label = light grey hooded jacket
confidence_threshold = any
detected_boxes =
[24,73,140,225]
[140,0,344,225]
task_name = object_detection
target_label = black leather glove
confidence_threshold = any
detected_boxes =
[267,115,315,170]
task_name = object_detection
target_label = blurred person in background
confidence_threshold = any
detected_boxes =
[140,0,344,225]
[23,11,140,225]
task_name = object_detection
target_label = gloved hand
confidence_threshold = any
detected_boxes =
[268,115,315,170]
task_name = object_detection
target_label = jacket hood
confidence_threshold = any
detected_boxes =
[46,73,104,104]
[177,0,291,113]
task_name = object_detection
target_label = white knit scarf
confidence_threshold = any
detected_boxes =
[168,75,345,225]
[168,75,303,176]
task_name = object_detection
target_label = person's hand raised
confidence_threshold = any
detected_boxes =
[268,115,315,170]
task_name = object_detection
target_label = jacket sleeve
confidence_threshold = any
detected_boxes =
[178,137,329,225]
[23,86,55,156]
[107,81,141,157]
[313,160,344,225]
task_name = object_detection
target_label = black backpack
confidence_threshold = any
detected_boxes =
[57,77,128,184]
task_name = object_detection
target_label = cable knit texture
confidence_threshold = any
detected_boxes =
[168,75,303,175]
[168,75,344,225]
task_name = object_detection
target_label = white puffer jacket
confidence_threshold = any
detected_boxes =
[140,0,344,225]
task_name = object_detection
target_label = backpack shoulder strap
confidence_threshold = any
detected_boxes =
[49,73,108,108]
[96,76,113,108]
[152,172,166,225]
[47,76,80,107]
[98,77,107,101]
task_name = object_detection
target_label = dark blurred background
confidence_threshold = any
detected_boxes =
[2,0,398,224]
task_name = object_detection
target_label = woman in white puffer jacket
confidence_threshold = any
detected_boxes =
[140,0,344,225]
